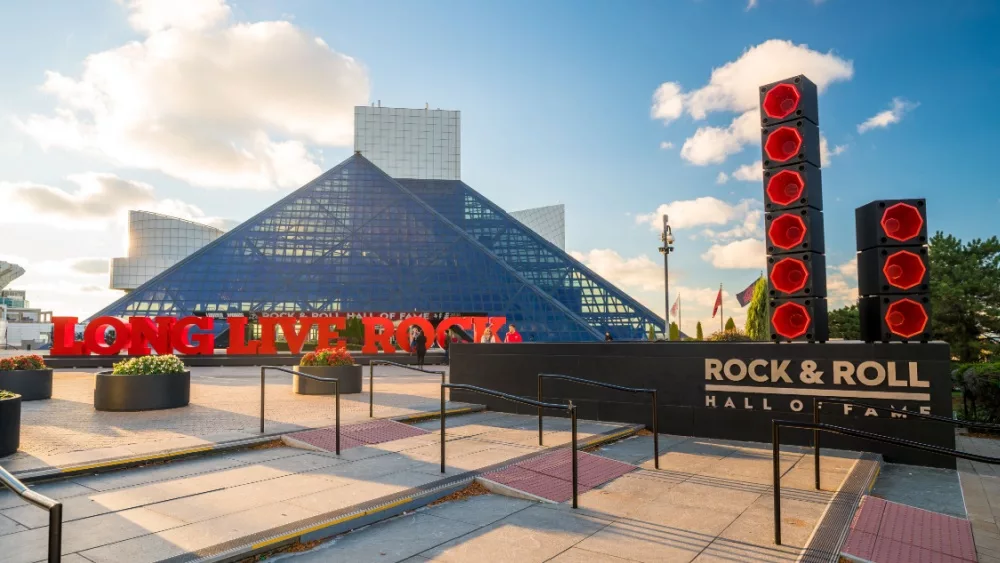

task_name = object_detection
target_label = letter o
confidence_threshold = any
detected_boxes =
[856,361,887,386]
[395,317,436,352]
[84,317,130,356]
[790,399,804,412]
[724,359,747,382]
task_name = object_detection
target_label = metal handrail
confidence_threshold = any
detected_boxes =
[771,419,1000,545]
[441,383,580,508]
[537,373,659,469]
[260,366,340,455]
[0,465,62,562]
[369,360,446,417]
[811,397,1000,490]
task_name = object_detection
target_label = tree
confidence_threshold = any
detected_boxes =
[744,277,769,341]
[829,305,861,340]
[724,317,736,332]
[695,322,704,341]
[930,232,1000,362]
[669,322,680,341]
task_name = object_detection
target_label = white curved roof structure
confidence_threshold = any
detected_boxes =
[0,261,25,291]
[110,211,225,291]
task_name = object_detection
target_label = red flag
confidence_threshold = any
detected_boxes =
[712,287,723,318]
[670,296,680,318]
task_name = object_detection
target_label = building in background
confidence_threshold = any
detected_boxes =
[88,106,663,342]
[354,104,460,181]
[510,204,566,250]
[110,211,225,292]
[0,262,52,349]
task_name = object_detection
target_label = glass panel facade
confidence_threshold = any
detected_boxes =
[91,154,650,342]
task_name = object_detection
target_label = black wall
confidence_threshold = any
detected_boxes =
[449,341,955,468]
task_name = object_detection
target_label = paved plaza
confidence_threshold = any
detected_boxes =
[2,365,469,474]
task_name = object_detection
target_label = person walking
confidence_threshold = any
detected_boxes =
[605,332,614,342]
[413,328,428,369]
[480,326,496,343]
[504,324,523,343]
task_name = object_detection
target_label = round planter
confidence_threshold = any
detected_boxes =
[0,394,21,457]
[294,365,363,395]
[94,371,191,412]
[0,369,53,401]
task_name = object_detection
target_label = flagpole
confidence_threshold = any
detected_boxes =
[679,294,682,339]
[720,283,724,332]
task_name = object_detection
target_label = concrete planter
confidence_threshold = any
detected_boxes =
[0,369,53,401]
[94,371,191,412]
[294,365,362,395]
[0,394,20,457]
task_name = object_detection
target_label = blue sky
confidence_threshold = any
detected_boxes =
[0,0,997,335]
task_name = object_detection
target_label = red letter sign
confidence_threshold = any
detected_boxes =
[395,317,436,352]
[226,317,261,355]
[315,317,346,350]
[51,316,85,356]
[361,317,396,354]
[171,317,214,355]
[128,317,176,356]
[84,317,130,356]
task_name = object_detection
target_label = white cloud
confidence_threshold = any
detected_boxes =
[702,238,766,269]
[635,197,759,231]
[651,82,684,124]
[732,160,763,182]
[826,257,859,309]
[716,172,729,184]
[745,0,759,10]
[570,249,665,292]
[702,209,763,241]
[70,258,110,275]
[0,173,232,230]
[0,256,121,318]
[820,136,847,166]
[857,97,919,133]
[659,141,675,150]
[121,0,231,33]
[19,0,369,190]
[651,39,853,166]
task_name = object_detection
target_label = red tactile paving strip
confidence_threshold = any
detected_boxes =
[481,450,636,503]
[842,496,978,563]
[289,419,429,453]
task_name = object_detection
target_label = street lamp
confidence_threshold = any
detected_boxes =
[658,215,675,341]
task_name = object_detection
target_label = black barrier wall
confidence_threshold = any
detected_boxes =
[449,341,954,468]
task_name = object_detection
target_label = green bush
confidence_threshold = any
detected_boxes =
[0,390,18,400]
[708,329,753,342]
[300,347,355,367]
[0,355,46,371]
[958,362,1000,424]
[111,355,186,376]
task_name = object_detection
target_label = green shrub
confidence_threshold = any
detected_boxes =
[708,329,753,342]
[958,362,1000,424]
[300,347,354,367]
[111,355,186,376]
[0,355,46,371]
[0,390,18,400]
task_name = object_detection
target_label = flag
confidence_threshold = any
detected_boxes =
[736,277,760,308]
[712,286,723,318]
[670,296,680,318]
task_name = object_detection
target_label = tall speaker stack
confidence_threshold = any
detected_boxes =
[856,200,932,342]
[759,75,828,342]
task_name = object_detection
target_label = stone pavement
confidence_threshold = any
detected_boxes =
[0,412,628,563]
[957,434,1000,563]
[2,365,470,474]
[281,434,865,563]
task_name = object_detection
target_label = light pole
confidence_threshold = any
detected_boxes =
[658,215,675,340]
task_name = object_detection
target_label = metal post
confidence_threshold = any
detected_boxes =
[813,398,820,490]
[440,385,446,474]
[652,390,659,470]
[662,214,670,341]
[369,362,374,418]
[336,381,341,455]
[538,376,544,446]
[571,402,578,509]
[773,421,782,545]
[259,367,265,434]
[48,503,62,563]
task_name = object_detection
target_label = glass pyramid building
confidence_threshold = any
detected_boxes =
[91,154,664,342]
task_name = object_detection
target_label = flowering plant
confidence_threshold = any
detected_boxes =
[0,390,17,400]
[300,347,354,367]
[0,355,46,371]
[111,354,187,376]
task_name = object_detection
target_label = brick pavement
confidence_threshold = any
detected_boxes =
[957,434,1000,563]
[2,366,472,473]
